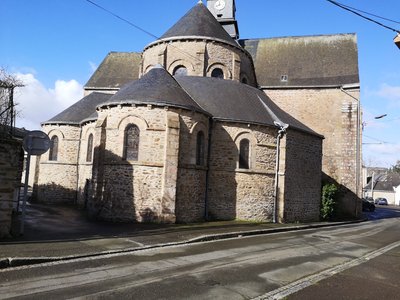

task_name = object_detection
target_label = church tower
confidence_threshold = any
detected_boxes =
[207,0,239,39]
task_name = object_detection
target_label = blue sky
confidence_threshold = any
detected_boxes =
[1,0,399,167]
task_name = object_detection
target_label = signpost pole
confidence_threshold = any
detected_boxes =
[20,130,50,235]
[20,138,32,235]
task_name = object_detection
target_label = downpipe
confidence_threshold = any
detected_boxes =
[273,122,288,223]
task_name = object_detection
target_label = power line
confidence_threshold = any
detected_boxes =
[85,0,158,40]
[84,0,202,63]
[333,1,400,25]
[326,0,400,34]
[362,134,388,144]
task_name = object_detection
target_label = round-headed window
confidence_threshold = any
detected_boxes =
[211,68,224,79]
[173,65,188,77]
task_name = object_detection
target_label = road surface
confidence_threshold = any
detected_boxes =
[1,216,399,299]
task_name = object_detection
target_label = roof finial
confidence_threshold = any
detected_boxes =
[198,0,203,4]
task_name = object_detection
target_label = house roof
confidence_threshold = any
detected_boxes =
[364,172,400,191]
[154,2,238,48]
[43,92,112,125]
[84,52,141,89]
[239,34,359,87]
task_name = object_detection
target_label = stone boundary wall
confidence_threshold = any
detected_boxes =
[0,138,23,238]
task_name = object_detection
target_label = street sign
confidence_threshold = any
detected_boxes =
[20,130,50,235]
[22,130,50,156]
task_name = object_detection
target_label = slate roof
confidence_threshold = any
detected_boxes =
[364,172,400,191]
[176,76,319,136]
[85,52,141,89]
[43,92,112,125]
[239,34,359,87]
[154,2,238,48]
[99,66,207,114]
[98,67,320,137]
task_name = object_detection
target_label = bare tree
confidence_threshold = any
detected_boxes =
[0,68,24,137]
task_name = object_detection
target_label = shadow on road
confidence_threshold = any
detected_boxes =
[363,205,400,221]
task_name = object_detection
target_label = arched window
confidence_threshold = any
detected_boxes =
[173,65,188,77]
[196,131,205,166]
[124,124,140,161]
[239,139,250,169]
[86,133,93,162]
[241,77,248,84]
[49,136,59,161]
[211,68,224,79]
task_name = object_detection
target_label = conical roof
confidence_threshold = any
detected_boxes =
[98,66,207,114]
[157,2,238,47]
[43,92,112,125]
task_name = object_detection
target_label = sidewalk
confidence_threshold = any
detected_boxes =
[0,202,364,269]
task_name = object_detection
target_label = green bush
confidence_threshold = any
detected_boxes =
[320,183,338,221]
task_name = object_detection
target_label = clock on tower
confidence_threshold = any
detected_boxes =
[207,0,239,39]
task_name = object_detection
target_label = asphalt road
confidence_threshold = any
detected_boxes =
[1,216,399,299]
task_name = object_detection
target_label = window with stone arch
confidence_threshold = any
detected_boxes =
[173,65,188,77]
[123,124,140,161]
[196,131,205,166]
[211,68,224,79]
[49,135,59,161]
[86,133,94,162]
[239,138,250,169]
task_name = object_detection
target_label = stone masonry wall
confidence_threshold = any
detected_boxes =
[264,88,361,217]
[0,138,23,238]
[207,122,277,221]
[76,122,96,207]
[35,125,81,203]
[280,130,323,222]
[142,40,257,86]
[175,110,209,223]
[87,105,183,223]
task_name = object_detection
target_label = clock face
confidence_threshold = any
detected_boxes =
[214,0,226,10]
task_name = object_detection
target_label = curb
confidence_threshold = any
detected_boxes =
[0,219,366,270]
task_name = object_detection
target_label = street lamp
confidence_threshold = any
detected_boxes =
[362,113,387,130]
[374,114,387,119]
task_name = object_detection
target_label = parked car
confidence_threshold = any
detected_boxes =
[377,198,388,205]
[365,197,374,204]
[362,199,375,212]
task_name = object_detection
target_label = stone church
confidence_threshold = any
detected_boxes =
[34,0,362,223]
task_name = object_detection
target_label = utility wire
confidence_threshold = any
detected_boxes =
[363,134,388,144]
[84,0,202,62]
[333,1,400,25]
[85,0,158,40]
[326,0,400,33]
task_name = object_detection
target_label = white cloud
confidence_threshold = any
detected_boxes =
[13,73,83,130]
[376,83,400,106]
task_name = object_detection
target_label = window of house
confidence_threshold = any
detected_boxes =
[49,136,59,161]
[196,131,205,166]
[124,124,140,161]
[239,138,250,169]
[173,65,188,77]
[211,68,224,79]
[86,133,93,162]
